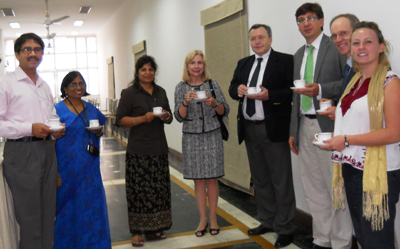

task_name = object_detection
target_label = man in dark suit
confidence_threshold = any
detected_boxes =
[319,13,360,120]
[229,24,295,248]
[288,3,352,249]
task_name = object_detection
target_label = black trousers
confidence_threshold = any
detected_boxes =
[244,120,296,235]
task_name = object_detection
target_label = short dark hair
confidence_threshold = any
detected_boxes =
[60,71,90,98]
[132,55,158,85]
[14,33,44,54]
[295,3,324,31]
[249,24,272,37]
[330,13,360,29]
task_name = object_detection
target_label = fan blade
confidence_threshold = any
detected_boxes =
[49,33,56,39]
[50,16,69,24]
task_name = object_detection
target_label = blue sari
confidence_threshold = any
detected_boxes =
[54,100,111,249]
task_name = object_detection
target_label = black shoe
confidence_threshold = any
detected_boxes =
[274,234,294,248]
[247,225,273,235]
[195,223,208,237]
[312,245,332,249]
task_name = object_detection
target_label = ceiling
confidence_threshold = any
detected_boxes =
[0,0,127,39]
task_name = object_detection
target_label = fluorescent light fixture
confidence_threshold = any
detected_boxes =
[74,20,84,26]
[9,22,20,29]
[71,31,79,36]
[79,6,91,14]
[1,8,15,17]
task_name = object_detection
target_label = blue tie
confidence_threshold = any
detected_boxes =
[341,64,351,95]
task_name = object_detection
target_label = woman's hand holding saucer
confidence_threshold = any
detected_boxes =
[202,93,216,107]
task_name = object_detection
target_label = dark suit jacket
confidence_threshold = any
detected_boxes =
[229,49,294,144]
[289,34,347,146]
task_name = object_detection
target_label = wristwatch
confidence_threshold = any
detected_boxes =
[344,135,349,147]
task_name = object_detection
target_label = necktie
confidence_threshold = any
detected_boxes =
[302,45,314,111]
[246,57,263,117]
[340,64,351,95]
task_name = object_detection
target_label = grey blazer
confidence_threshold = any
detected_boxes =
[289,34,347,146]
[174,79,230,134]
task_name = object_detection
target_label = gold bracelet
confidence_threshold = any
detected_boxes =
[133,117,136,126]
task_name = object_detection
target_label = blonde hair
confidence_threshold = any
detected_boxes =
[182,49,210,82]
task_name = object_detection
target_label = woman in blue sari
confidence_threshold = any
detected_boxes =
[54,71,111,249]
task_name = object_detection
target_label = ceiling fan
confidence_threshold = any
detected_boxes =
[43,0,70,27]
[42,0,69,48]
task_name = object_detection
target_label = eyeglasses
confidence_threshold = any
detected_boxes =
[297,16,319,25]
[331,31,349,41]
[68,82,86,89]
[21,47,43,54]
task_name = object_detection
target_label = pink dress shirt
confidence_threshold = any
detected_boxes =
[0,67,58,139]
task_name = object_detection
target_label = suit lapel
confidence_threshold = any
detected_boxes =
[262,49,276,86]
[314,34,330,82]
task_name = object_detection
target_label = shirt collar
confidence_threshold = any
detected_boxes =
[347,57,353,68]
[255,48,271,61]
[15,66,43,86]
[305,32,323,51]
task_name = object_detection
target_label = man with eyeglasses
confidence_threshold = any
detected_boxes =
[288,3,352,249]
[319,14,360,120]
[0,33,65,249]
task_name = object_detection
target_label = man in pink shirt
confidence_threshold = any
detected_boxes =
[0,33,64,249]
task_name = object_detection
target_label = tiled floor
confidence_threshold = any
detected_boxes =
[100,133,311,249]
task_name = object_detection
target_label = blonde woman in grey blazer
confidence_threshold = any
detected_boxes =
[174,50,229,237]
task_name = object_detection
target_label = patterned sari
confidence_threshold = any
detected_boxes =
[54,101,111,249]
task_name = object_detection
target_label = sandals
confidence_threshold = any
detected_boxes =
[147,231,167,240]
[131,234,144,247]
[195,223,208,237]
[210,227,220,236]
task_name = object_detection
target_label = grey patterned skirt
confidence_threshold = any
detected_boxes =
[182,129,225,179]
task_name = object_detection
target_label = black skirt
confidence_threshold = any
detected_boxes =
[125,152,172,234]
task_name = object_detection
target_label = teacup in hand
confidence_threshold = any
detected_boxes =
[320,101,332,111]
[153,106,163,115]
[196,90,206,99]
[294,80,306,88]
[89,119,99,127]
[47,118,61,128]
[247,87,258,94]
[314,132,332,142]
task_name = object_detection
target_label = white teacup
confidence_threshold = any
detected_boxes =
[89,119,99,127]
[153,106,163,114]
[47,118,60,128]
[320,101,332,111]
[314,132,332,142]
[247,87,258,94]
[294,80,306,88]
[196,90,206,99]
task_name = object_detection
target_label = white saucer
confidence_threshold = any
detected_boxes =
[290,86,306,90]
[50,126,65,132]
[194,97,208,100]
[86,125,102,130]
[313,141,326,147]
[244,92,260,96]
[316,109,327,113]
